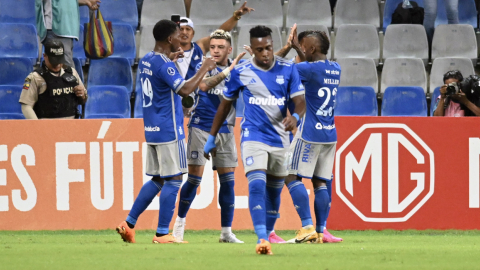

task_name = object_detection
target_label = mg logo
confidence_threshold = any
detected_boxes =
[335,124,435,222]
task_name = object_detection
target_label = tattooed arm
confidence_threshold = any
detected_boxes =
[198,52,246,92]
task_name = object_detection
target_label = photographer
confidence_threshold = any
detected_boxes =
[19,40,87,119]
[433,70,480,117]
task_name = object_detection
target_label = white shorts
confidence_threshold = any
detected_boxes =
[288,134,336,181]
[241,141,289,177]
[187,127,238,168]
[146,140,188,178]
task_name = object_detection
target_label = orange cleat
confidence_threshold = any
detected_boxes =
[255,239,273,255]
[116,221,136,243]
[152,234,188,244]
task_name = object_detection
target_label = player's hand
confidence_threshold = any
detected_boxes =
[235,1,255,17]
[229,52,246,71]
[203,135,217,160]
[286,24,297,48]
[85,0,101,10]
[283,115,297,131]
[201,57,217,71]
[243,45,253,56]
[171,47,185,62]
[73,85,85,98]
[290,24,301,52]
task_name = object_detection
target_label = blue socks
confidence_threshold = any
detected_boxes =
[157,180,182,234]
[314,186,329,233]
[219,172,235,227]
[177,174,202,218]
[265,177,284,236]
[126,180,163,226]
[287,180,313,227]
[323,179,332,229]
[247,171,268,241]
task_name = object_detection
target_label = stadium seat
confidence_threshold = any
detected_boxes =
[98,0,138,30]
[334,0,380,29]
[0,85,25,119]
[141,0,186,27]
[0,57,33,86]
[85,86,131,119]
[336,58,378,92]
[381,58,427,93]
[382,0,425,32]
[0,23,39,65]
[236,25,283,58]
[0,0,36,24]
[435,0,477,28]
[334,24,380,65]
[236,0,283,30]
[87,58,133,95]
[139,24,154,60]
[335,86,378,116]
[381,86,427,116]
[189,0,233,26]
[73,58,84,83]
[134,83,143,118]
[286,0,332,29]
[431,24,477,62]
[73,25,86,66]
[430,57,475,93]
[80,5,89,26]
[430,87,441,116]
[111,24,136,65]
[383,24,428,65]
[285,24,332,60]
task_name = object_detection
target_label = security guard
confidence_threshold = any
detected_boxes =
[19,40,87,119]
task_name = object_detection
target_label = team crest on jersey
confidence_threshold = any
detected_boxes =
[276,75,284,85]
[191,151,198,159]
[167,67,176,76]
[243,128,249,137]
[194,117,200,124]
[246,156,254,166]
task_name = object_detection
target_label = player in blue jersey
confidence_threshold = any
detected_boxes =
[171,30,246,243]
[204,26,306,255]
[276,25,343,243]
[116,20,216,244]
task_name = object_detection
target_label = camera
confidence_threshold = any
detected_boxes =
[446,82,459,96]
[461,75,480,100]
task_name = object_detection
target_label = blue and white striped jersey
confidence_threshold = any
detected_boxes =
[223,56,305,148]
[139,52,186,144]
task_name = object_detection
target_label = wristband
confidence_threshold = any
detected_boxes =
[292,113,300,122]
[222,68,231,77]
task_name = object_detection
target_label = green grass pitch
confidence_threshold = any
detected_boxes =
[1,230,480,269]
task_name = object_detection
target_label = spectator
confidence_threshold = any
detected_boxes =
[424,0,459,46]
[433,70,480,117]
[36,0,101,67]
[19,40,87,119]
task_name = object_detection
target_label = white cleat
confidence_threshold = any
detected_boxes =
[219,233,244,243]
[172,217,186,242]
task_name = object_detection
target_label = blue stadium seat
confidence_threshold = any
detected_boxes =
[0,24,39,65]
[0,85,25,119]
[0,0,36,24]
[80,6,89,26]
[99,0,138,30]
[111,24,136,65]
[85,86,131,119]
[0,57,33,85]
[73,25,86,66]
[430,87,441,116]
[435,0,477,28]
[335,86,378,116]
[73,58,84,83]
[381,86,427,116]
[383,0,425,31]
[88,58,133,95]
[134,85,143,118]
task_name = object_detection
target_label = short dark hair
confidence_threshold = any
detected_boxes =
[443,70,464,83]
[302,30,330,55]
[153,20,179,42]
[249,25,272,39]
[298,31,308,43]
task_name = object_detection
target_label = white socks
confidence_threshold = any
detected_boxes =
[221,227,232,235]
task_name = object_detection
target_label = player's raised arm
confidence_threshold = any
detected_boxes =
[196,1,254,54]
[177,57,216,97]
[198,52,246,92]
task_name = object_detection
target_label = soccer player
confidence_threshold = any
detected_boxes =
[172,30,246,243]
[115,20,216,244]
[204,25,306,255]
[277,25,343,243]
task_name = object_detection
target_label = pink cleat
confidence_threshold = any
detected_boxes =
[323,229,343,243]
[268,231,286,244]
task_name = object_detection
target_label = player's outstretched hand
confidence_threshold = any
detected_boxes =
[235,1,255,16]
[170,47,185,62]
[283,115,297,132]
[202,57,217,71]
[243,45,253,56]
[229,52,246,71]
[203,135,217,160]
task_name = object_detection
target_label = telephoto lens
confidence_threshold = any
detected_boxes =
[182,95,194,108]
